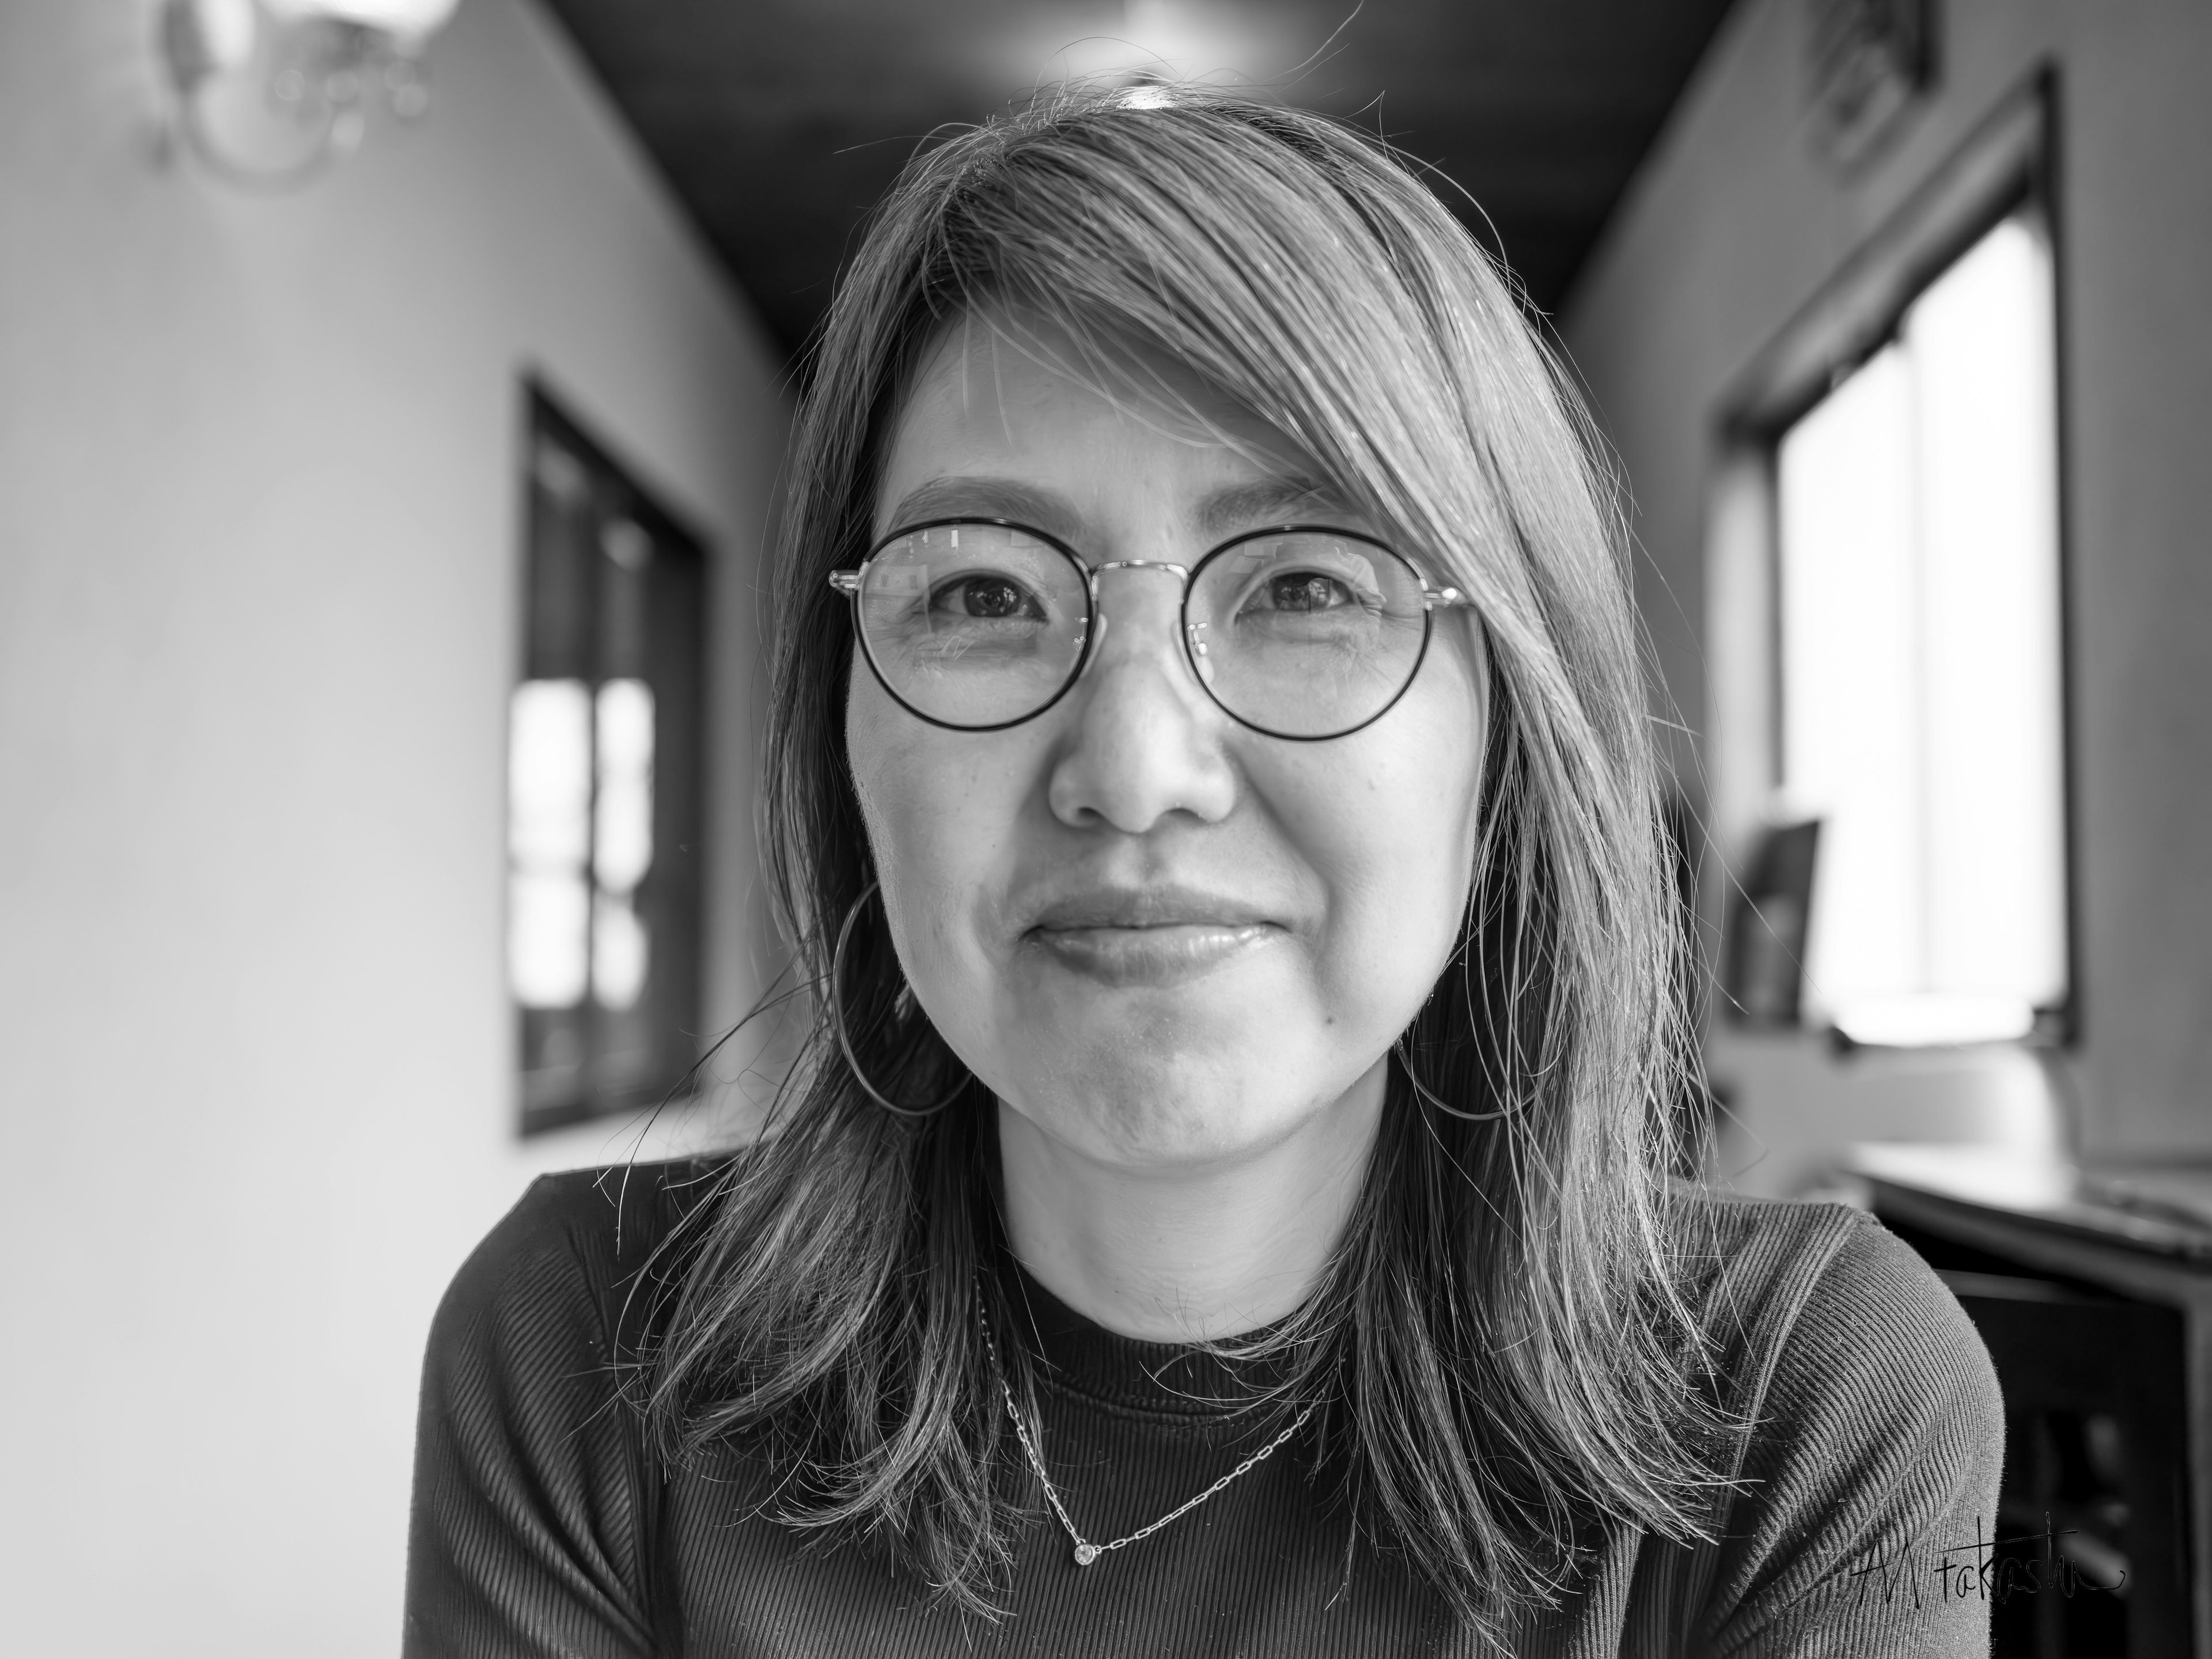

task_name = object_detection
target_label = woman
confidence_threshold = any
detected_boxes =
[407,86,1999,1657]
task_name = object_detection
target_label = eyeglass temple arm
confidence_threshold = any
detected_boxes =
[828,570,862,593]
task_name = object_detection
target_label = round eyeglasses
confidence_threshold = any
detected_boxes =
[831,518,1470,740]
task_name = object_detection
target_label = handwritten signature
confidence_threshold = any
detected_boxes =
[1845,1516,2126,1608]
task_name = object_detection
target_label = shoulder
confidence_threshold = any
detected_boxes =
[1672,1189,1999,1443]
[404,1159,729,1656]
[431,1158,723,1357]
[1666,1191,2005,1655]
[417,1154,729,1457]
[411,1159,730,1521]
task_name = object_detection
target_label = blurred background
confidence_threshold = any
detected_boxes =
[3,0,2209,1652]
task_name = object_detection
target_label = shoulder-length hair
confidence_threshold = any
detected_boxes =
[643,82,1722,1645]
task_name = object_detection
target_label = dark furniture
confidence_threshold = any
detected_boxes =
[1854,1145,2212,1656]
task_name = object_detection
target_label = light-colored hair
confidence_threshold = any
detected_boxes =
[642,82,1722,1646]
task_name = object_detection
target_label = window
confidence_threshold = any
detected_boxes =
[509,391,708,1134]
[1772,212,2066,1047]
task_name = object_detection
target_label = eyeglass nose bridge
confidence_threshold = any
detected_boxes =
[1084,558,1190,597]
[1078,558,1203,671]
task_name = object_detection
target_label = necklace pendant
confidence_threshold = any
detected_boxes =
[1073,1542,1100,1567]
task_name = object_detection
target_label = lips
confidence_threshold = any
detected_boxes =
[1026,882,1274,931]
[1022,884,1282,987]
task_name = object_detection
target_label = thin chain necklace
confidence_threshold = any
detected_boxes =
[976,1294,1316,1569]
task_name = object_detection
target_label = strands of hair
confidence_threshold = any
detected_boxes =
[635,80,1732,1647]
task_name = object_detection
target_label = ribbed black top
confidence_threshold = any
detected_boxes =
[403,1162,2002,1657]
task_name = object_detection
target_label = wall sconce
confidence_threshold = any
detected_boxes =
[157,0,463,189]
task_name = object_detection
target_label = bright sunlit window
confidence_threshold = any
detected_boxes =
[1775,213,2067,1047]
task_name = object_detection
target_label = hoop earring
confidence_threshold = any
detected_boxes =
[832,880,968,1119]
[1393,1037,1514,1123]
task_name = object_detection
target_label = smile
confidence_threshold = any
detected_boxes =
[1025,920,1278,987]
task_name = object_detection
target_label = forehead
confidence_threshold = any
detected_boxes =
[873,312,1354,540]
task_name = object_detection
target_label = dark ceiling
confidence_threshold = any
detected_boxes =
[539,0,1739,363]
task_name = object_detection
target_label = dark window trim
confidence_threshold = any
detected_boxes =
[512,378,713,1135]
[1721,70,2056,440]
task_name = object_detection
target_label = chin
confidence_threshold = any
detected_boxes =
[1009,1033,1319,1168]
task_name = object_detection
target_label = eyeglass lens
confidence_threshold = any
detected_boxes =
[1186,530,1430,738]
[853,522,1431,737]
[855,524,1091,728]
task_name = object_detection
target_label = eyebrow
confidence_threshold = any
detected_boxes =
[878,478,1082,541]
[1193,477,1363,539]
[877,473,1369,548]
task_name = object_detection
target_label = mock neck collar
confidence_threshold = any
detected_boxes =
[995,1251,1304,1419]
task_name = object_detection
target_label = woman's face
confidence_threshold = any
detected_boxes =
[846,317,1487,1173]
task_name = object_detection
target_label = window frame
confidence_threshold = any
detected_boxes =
[1709,70,2080,1048]
[509,383,712,1134]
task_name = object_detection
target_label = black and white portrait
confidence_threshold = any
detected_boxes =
[6,3,2208,1656]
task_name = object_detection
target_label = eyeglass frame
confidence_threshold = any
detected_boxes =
[829,516,1473,741]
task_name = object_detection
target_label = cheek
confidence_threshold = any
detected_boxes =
[843,664,1023,1023]
[1270,661,1485,1014]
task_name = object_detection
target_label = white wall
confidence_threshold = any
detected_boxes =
[1563,0,2212,1190]
[0,2,788,1650]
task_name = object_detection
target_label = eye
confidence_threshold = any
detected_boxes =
[1254,571,1355,614]
[936,575,1044,621]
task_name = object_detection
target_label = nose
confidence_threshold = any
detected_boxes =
[1046,564,1236,834]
